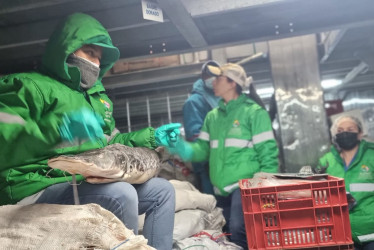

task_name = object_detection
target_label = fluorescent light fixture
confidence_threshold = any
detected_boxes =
[343,98,374,106]
[321,79,342,89]
[256,87,274,98]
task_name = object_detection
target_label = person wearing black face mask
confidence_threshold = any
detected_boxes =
[335,130,360,150]
[318,115,374,250]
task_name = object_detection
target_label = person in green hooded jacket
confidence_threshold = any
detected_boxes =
[164,63,279,249]
[0,13,178,249]
[318,115,374,250]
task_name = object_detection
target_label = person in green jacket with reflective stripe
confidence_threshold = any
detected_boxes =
[164,63,279,249]
[318,115,374,250]
[0,13,177,249]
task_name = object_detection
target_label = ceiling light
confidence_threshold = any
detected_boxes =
[256,87,274,98]
[343,98,374,106]
[321,79,342,89]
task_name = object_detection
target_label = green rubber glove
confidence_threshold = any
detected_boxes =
[155,123,182,147]
[58,108,104,143]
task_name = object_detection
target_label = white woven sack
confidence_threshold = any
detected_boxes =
[173,209,207,241]
[0,203,154,250]
[170,179,217,212]
[173,230,243,250]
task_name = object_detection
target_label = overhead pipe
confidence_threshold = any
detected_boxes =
[236,52,266,65]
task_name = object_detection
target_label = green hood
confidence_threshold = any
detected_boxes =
[41,13,120,90]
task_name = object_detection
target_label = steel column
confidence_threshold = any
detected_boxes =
[269,34,330,173]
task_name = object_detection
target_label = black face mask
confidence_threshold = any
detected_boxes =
[335,132,359,150]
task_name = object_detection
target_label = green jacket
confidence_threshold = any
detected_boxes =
[0,13,157,205]
[191,94,279,196]
[318,140,374,244]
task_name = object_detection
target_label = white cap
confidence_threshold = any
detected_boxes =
[207,63,252,88]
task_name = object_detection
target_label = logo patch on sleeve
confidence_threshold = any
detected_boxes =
[100,98,111,109]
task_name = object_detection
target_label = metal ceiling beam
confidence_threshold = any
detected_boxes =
[330,61,370,98]
[103,57,273,89]
[337,74,374,100]
[1,0,374,75]
[181,0,282,16]
[103,62,204,89]
[0,3,148,47]
[341,61,368,85]
[355,48,374,71]
[320,29,346,63]
[103,57,273,99]
[236,52,266,65]
[157,0,207,48]
[0,0,76,14]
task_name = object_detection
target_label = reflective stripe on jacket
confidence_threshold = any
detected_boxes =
[191,94,279,196]
[318,140,374,244]
[0,14,156,205]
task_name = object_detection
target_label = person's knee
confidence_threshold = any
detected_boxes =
[149,178,175,200]
[101,182,139,229]
[161,178,175,196]
[92,182,138,215]
[109,182,138,205]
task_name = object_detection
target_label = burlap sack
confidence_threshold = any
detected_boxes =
[0,203,154,250]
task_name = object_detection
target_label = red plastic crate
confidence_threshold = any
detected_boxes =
[239,176,353,250]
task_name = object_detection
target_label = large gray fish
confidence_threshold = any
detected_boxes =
[48,143,162,184]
